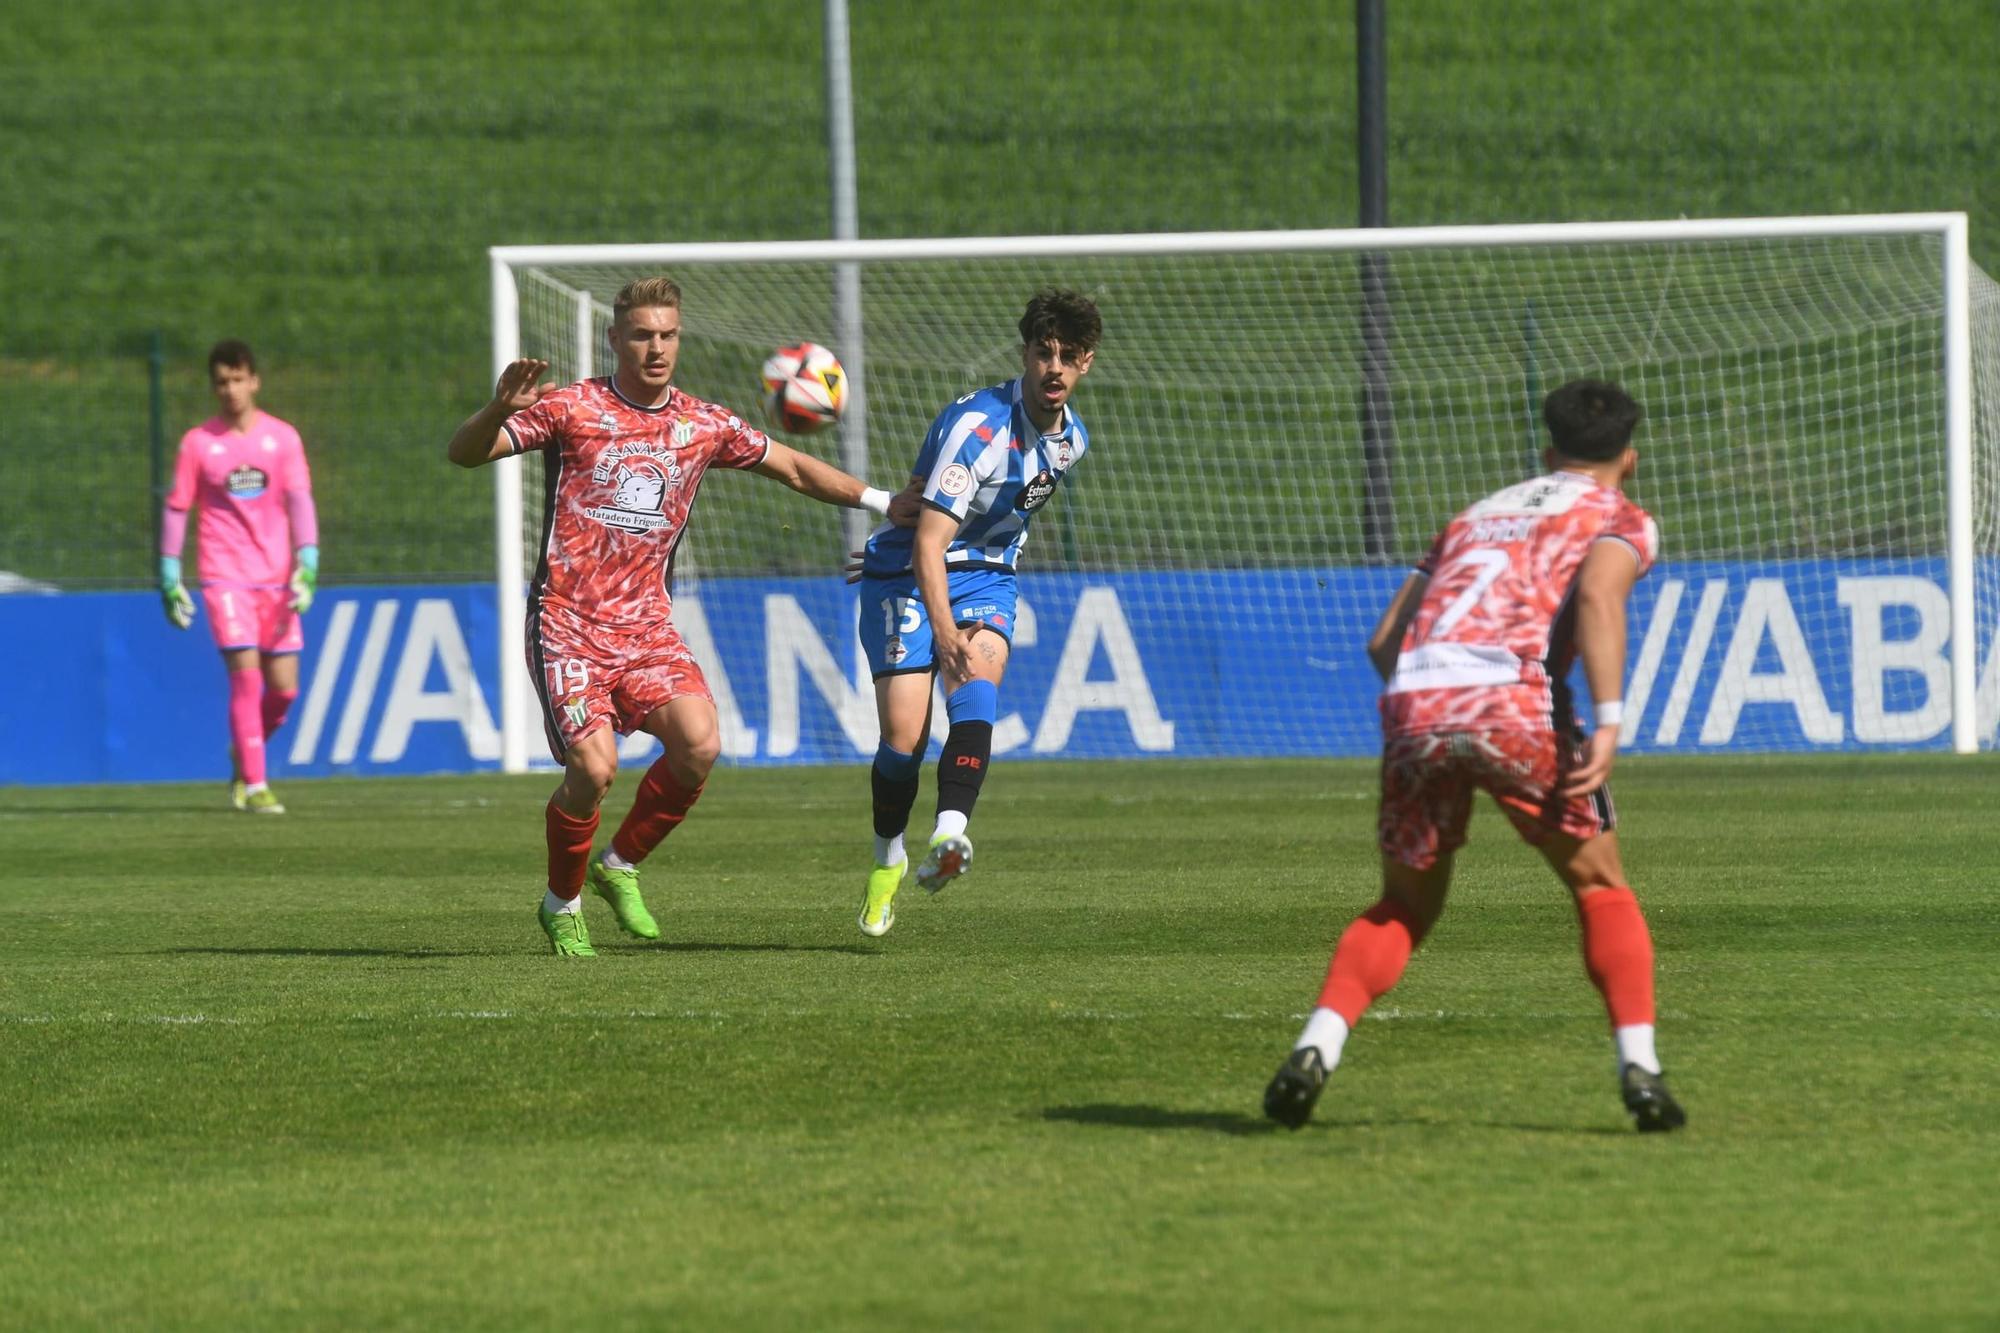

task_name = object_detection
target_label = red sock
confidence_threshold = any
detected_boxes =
[1577,886,1656,1028]
[228,667,266,786]
[262,687,298,740]
[1315,896,1430,1026]
[609,757,704,865]
[545,800,600,900]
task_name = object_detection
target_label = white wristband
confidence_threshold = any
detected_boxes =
[1594,700,1625,728]
[859,487,892,517]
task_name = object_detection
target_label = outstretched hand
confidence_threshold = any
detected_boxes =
[494,358,553,414]
[1559,727,1619,798]
[843,551,867,585]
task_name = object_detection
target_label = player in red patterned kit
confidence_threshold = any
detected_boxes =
[1264,379,1687,1132]
[449,277,897,956]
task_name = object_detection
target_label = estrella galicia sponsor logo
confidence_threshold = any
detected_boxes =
[1016,470,1056,512]
[226,465,270,499]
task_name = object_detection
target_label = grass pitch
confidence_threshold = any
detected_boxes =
[2,756,1995,1329]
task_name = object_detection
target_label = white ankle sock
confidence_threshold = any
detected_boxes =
[542,890,581,916]
[1295,1007,1351,1071]
[1616,1023,1660,1075]
[602,847,635,873]
[932,811,969,841]
[875,833,905,867]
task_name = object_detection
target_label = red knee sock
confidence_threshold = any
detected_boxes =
[228,667,267,787]
[1577,886,1656,1028]
[609,758,704,865]
[545,800,600,901]
[262,687,297,741]
[1316,896,1431,1026]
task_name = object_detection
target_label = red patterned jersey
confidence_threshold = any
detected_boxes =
[504,378,772,631]
[1381,470,1658,735]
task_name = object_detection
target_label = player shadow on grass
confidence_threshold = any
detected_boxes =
[1043,1104,1633,1137]
[629,941,878,956]
[161,946,492,959]
[1042,1104,1277,1137]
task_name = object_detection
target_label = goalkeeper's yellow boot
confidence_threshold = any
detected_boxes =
[242,786,285,815]
[915,833,973,895]
[859,859,907,937]
[587,852,660,940]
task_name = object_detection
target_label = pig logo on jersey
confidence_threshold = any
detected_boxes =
[1016,470,1056,513]
[585,462,674,534]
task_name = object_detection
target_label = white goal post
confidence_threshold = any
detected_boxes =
[489,213,1994,772]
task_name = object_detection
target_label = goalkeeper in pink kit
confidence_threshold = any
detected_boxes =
[159,340,320,814]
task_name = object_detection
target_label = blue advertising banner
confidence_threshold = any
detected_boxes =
[4,560,1995,785]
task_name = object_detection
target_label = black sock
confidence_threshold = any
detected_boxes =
[935,720,994,825]
[872,753,921,840]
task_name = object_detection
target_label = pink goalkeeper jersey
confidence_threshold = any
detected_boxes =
[503,377,772,631]
[1381,470,1659,736]
[167,412,312,588]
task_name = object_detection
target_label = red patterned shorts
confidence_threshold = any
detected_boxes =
[529,600,713,760]
[1377,728,1614,870]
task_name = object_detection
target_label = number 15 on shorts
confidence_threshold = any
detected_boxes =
[886,598,922,635]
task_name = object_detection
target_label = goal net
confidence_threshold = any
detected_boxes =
[491,216,1997,770]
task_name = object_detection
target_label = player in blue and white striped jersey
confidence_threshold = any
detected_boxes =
[853,289,1102,936]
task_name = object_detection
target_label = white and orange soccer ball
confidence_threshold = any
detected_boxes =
[760,341,847,434]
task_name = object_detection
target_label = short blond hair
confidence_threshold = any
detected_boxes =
[613,276,683,326]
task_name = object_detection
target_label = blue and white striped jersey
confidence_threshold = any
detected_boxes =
[860,377,1091,578]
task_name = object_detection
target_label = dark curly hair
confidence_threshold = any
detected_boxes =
[1019,289,1102,355]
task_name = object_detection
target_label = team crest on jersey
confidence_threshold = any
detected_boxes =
[1056,442,1072,468]
[564,697,589,729]
[585,462,676,533]
[884,638,907,665]
[1016,470,1056,512]
[226,465,269,498]
[673,418,695,447]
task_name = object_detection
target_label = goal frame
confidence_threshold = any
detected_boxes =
[488,212,1978,771]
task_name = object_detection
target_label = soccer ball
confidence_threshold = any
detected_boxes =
[760,341,847,434]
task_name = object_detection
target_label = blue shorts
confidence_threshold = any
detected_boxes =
[859,567,1017,678]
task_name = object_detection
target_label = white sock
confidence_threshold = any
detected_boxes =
[1295,1007,1351,1071]
[1615,1023,1660,1075]
[602,846,635,873]
[542,890,581,916]
[245,782,269,795]
[875,833,906,867]
[932,810,969,842]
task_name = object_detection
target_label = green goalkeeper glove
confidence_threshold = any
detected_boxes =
[159,556,196,630]
[290,545,319,613]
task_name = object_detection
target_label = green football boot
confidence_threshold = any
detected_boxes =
[915,833,973,895]
[859,859,907,937]
[538,904,595,957]
[242,786,286,815]
[587,852,660,940]
[230,778,249,812]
